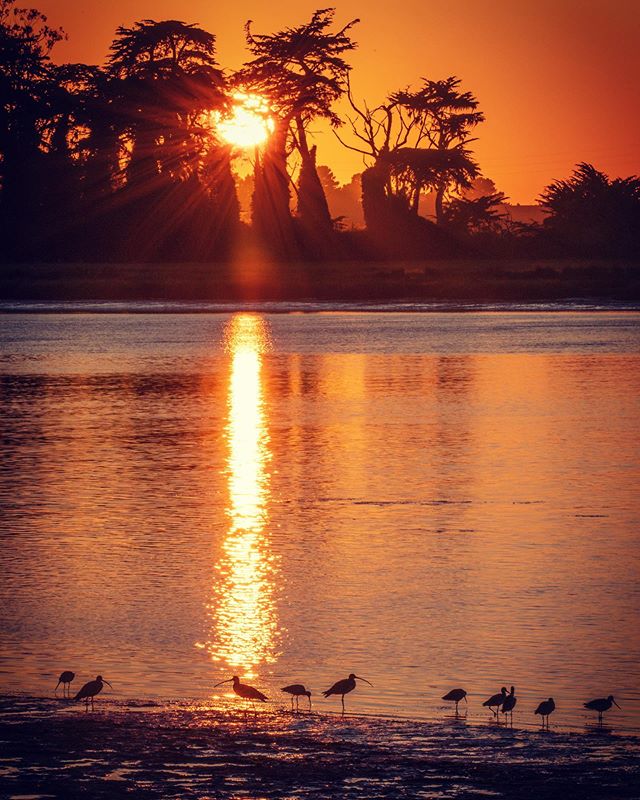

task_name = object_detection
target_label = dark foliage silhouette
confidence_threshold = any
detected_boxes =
[1,3,638,271]
[239,8,358,257]
[539,163,640,257]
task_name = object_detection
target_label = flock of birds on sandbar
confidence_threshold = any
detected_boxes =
[55,670,622,728]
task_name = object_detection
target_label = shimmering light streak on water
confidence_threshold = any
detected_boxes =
[204,315,279,678]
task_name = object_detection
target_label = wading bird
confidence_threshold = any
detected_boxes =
[482,687,508,718]
[322,673,372,714]
[501,686,517,723]
[535,697,556,728]
[584,695,621,724]
[215,676,268,712]
[281,684,312,712]
[74,675,112,711]
[442,688,467,713]
[55,671,75,697]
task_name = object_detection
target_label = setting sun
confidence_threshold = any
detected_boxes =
[216,92,275,149]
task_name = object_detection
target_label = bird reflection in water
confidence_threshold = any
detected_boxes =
[203,314,280,681]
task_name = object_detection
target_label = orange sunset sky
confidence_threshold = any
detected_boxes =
[38,0,640,204]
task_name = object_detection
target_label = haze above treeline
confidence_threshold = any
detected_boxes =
[1,1,639,266]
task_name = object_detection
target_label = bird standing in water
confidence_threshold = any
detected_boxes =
[483,687,508,718]
[74,675,112,711]
[501,686,517,723]
[322,673,372,714]
[534,697,556,728]
[281,684,312,712]
[442,688,467,714]
[584,695,621,724]
[55,671,75,698]
[215,676,268,713]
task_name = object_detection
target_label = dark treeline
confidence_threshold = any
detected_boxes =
[1,1,639,264]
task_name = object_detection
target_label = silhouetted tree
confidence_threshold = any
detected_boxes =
[391,78,483,222]
[337,75,482,235]
[0,0,65,258]
[442,191,508,235]
[106,19,238,259]
[539,163,640,257]
[239,8,358,254]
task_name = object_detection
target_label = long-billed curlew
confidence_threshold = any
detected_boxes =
[442,688,467,714]
[281,684,312,712]
[322,673,372,714]
[74,675,112,711]
[55,671,75,698]
[534,697,556,728]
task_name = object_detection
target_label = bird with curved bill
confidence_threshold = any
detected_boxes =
[442,688,467,714]
[482,687,508,718]
[281,684,312,712]
[534,697,556,728]
[55,671,75,698]
[584,695,621,724]
[501,686,517,723]
[322,673,372,715]
[74,675,112,711]
[215,676,268,713]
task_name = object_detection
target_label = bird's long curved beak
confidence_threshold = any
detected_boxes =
[104,680,113,689]
[214,678,233,687]
[355,676,372,685]
[464,695,468,703]
[613,700,622,709]
[54,682,60,694]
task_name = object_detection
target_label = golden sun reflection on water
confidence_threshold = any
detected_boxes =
[204,315,279,678]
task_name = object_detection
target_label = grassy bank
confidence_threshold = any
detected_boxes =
[1,259,639,304]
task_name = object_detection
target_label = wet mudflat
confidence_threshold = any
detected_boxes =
[1,696,639,800]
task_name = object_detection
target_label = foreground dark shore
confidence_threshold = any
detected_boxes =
[1,696,639,799]
[1,259,639,304]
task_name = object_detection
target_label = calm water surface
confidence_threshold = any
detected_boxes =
[1,312,639,732]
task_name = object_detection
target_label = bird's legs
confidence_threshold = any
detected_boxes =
[91,696,94,711]
[296,696,299,714]
[291,696,294,712]
[341,695,345,716]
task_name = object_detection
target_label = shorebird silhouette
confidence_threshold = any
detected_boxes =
[483,687,507,718]
[281,684,312,712]
[535,697,556,728]
[215,676,268,713]
[322,674,372,714]
[74,675,112,711]
[501,686,517,723]
[442,688,467,714]
[55,671,75,698]
[584,695,620,724]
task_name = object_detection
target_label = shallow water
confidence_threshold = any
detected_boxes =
[1,312,639,732]
[1,695,639,800]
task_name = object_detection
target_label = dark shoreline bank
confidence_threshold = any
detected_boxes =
[1,696,639,799]
[2,259,639,306]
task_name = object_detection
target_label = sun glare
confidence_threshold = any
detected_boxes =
[216,92,275,150]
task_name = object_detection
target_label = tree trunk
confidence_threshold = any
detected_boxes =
[361,160,391,231]
[295,117,333,236]
[435,183,446,225]
[251,124,297,258]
